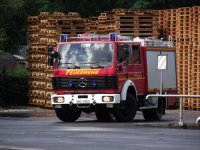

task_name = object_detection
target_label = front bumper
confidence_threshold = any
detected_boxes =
[51,93,121,105]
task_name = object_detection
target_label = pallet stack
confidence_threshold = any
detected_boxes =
[28,12,89,107]
[191,6,200,110]
[156,10,165,38]
[85,11,116,34]
[85,17,98,33]
[27,7,200,110]
[114,9,136,36]
[59,12,86,36]
[28,12,61,108]
[176,7,193,109]
[28,15,47,107]
[138,10,158,38]
[86,8,159,37]
[97,12,116,34]
[114,9,158,37]
[164,9,177,41]
[156,7,200,110]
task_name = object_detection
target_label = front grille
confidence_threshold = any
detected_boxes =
[52,76,118,90]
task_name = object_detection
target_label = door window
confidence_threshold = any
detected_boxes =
[117,44,132,64]
[132,45,141,64]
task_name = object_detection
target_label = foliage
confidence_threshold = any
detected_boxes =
[0,28,7,51]
[132,0,151,9]
[6,67,28,78]
[0,0,200,54]
[0,67,29,106]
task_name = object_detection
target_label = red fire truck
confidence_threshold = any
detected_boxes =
[48,33,177,122]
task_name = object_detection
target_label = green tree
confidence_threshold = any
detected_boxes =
[115,0,135,8]
[132,0,152,9]
[1,0,200,55]
[0,28,7,51]
[0,67,29,106]
[78,0,99,17]
[0,0,26,54]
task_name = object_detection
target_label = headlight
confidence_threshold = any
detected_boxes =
[53,97,64,103]
[102,96,114,102]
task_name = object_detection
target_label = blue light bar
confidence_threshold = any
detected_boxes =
[91,80,97,87]
[60,34,68,42]
[67,80,74,87]
[109,33,117,41]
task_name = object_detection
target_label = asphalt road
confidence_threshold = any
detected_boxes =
[0,116,199,150]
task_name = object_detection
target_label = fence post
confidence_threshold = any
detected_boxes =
[179,97,184,126]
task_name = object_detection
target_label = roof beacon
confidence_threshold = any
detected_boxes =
[109,33,117,41]
[60,34,68,42]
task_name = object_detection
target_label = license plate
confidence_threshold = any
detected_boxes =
[76,100,90,104]
[54,104,62,109]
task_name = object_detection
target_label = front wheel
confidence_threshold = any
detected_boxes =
[143,98,165,121]
[113,93,137,122]
[95,105,113,122]
[54,105,81,122]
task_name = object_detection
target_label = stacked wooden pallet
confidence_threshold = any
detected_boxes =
[97,12,116,34]
[155,7,200,110]
[176,7,193,110]
[28,12,88,107]
[114,9,158,37]
[83,8,159,37]
[27,7,200,110]
[114,9,136,36]
[59,12,86,36]
[155,9,177,41]
[191,6,200,110]
[85,17,98,33]
[85,12,116,34]
[156,10,165,38]
[164,9,177,41]
[28,12,61,108]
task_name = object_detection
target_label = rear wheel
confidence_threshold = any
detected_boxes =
[113,93,137,122]
[95,105,113,122]
[143,98,165,121]
[54,105,81,122]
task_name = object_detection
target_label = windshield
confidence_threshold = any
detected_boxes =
[57,43,114,68]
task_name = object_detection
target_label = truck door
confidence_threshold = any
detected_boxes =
[128,44,146,94]
[117,43,146,94]
[116,43,131,89]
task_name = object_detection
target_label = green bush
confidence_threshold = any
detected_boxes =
[0,67,29,106]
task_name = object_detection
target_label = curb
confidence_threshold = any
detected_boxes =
[0,109,31,117]
[0,108,55,117]
[135,122,200,129]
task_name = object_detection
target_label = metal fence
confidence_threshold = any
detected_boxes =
[146,94,200,126]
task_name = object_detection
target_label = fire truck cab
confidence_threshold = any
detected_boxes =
[48,33,176,122]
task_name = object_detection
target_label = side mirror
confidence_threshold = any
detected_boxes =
[47,45,58,66]
[48,45,54,53]
[48,57,54,66]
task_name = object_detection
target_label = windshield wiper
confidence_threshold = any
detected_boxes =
[80,62,104,68]
[58,62,80,69]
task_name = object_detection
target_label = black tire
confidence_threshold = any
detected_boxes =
[95,105,113,122]
[113,93,137,122]
[54,105,81,122]
[143,98,165,121]
[196,117,200,124]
